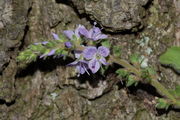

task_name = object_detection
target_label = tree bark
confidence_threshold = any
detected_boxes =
[0,0,180,119]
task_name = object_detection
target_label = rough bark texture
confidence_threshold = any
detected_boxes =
[0,0,180,119]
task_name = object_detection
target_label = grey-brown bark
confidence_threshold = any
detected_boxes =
[0,0,180,119]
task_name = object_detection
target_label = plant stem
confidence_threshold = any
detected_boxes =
[151,79,176,102]
[110,55,180,107]
[151,79,180,106]
[110,56,141,76]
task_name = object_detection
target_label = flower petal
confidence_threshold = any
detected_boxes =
[93,22,97,25]
[93,26,101,34]
[98,46,110,57]
[88,58,100,73]
[83,46,97,60]
[67,60,78,66]
[63,30,74,40]
[75,25,84,38]
[74,50,82,59]
[76,65,85,74]
[65,41,72,48]
[40,54,47,58]
[93,34,108,41]
[88,28,94,39]
[79,26,89,38]
[48,49,56,56]
[41,41,49,45]
[82,63,90,75]
[34,42,40,45]
[99,57,108,65]
[52,33,60,40]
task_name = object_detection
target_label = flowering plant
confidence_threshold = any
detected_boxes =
[17,23,180,110]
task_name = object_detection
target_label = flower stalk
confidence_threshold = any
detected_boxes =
[17,23,180,108]
[110,55,141,76]
[110,55,180,107]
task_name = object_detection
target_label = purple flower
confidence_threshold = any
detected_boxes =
[63,25,84,40]
[65,41,72,48]
[68,52,89,76]
[47,49,56,56]
[34,41,49,45]
[83,46,110,73]
[52,33,60,40]
[34,43,41,45]
[42,41,49,45]
[69,60,89,76]
[79,24,107,41]
[40,49,56,58]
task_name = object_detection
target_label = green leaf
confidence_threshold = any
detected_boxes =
[101,40,111,48]
[61,50,68,60]
[168,89,176,97]
[126,75,137,87]
[29,45,39,51]
[156,98,170,110]
[29,53,37,61]
[61,50,68,55]
[55,48,63,55]
[71,34,76,40]
[168,85,180,98]
[146,67,156,75]
[24,50,33,55]
[116,69,129,78]
[130,54,140,64]
[100,66,109,76]
[175,85,180,97]
[141,67,156,83]
[113,46,121,57]
[46,42,56,48]
[58,34,68,42]
[16,55,26,62]
[32,44,46,53]
[44,49,50,55]
[159,47,180,73]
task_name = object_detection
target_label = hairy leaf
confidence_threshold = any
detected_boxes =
[126,75,137,87]
[101,40,111,48]
[116,69,129,78]
[130,53,140,65]
[113,46,121,57]
[175,85,180,96]
[156,98,170,110]
[159,47,180,73]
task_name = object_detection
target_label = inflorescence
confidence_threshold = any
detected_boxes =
[17,23,180,110]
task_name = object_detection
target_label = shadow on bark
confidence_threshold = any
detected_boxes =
[0,99,15,107]
[15,56,73,78]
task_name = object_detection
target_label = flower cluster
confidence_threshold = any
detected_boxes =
[31,23,109,76]
[63,23,109,76]
[16,22,180,109]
